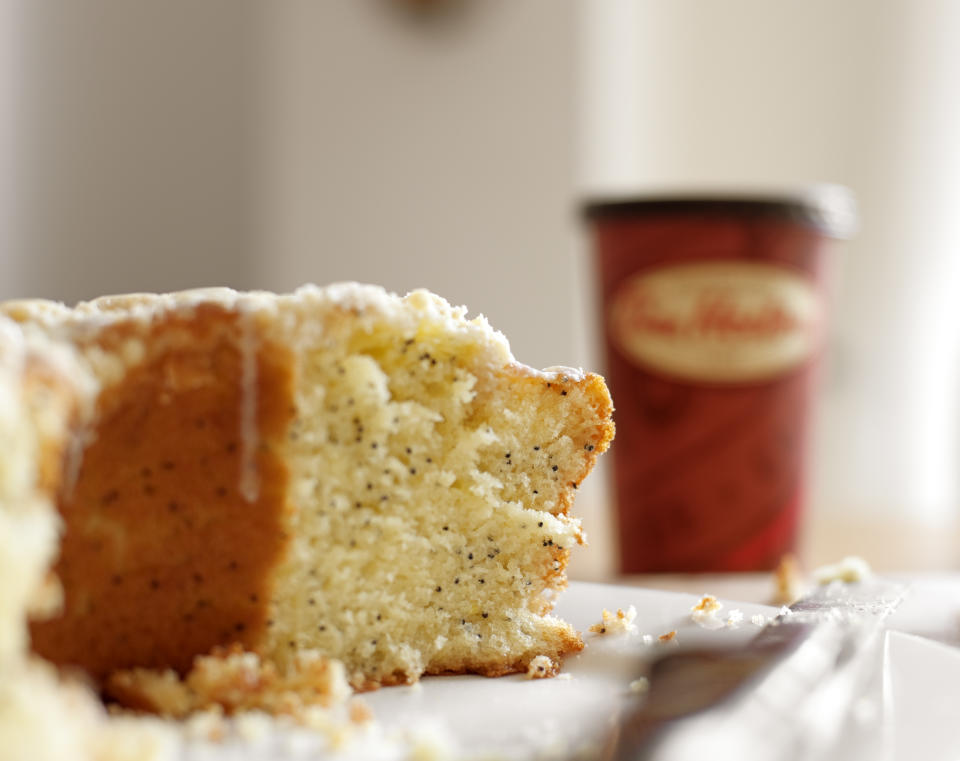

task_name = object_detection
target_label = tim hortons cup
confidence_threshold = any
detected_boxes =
[584,188,856,572]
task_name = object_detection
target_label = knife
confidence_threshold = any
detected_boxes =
[608,577,907,761]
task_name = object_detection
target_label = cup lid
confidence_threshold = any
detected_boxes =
[582,183,857,239]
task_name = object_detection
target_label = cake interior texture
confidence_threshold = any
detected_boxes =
[4,285,614,692]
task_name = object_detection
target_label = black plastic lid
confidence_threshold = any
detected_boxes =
[582,185,857,239]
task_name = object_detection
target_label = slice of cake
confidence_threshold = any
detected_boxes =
[2,284,614,691]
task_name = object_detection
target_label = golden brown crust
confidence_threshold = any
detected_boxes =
[31,305,295,681]
[517,371,615,520]
[343,623,584,691]
[426,624,583,678]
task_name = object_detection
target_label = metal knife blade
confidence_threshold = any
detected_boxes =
[608,577,907,761]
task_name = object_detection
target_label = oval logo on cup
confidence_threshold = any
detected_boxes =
[608,261,823,383]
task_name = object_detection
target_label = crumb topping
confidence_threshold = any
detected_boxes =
[105,644,351,720]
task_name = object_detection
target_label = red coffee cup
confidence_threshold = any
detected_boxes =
[584,188,856,573]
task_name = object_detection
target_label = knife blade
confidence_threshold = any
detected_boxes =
[609,577,907,761]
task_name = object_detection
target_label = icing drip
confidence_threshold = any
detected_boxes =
[239,308,260,504]
[60,427,91,503]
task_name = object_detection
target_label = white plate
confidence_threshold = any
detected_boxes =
[178,581,776,760]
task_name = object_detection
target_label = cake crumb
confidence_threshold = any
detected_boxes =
[691,594,721,615]
[750,613,768,627]
[813,555,872,585]
[94,713,179,761]
[588,605,638,635]
[726,609,744,628]
[658,630,677,643]
[183,707,227,742]
[525,655,558,679]
[234,711,273,742]
[628,677,650,694]
[690,595,725,630]
[771,553,804,605]
[348,698,373,724]
[403,722,458,761]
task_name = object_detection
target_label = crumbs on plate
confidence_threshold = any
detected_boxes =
[813,555,872,585]
[525,655,558,679]
[771,553,804,606]
[690,595,724,630]
[690,595,748,630]
[628,677,650,694]
[588,606,638,635]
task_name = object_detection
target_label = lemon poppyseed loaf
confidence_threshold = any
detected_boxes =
[2,284,614,691]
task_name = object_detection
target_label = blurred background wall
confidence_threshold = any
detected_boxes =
[10,1,259,299]
[256,0,580,372]
[5,0,960,574]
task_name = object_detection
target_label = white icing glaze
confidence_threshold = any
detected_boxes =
[238,307,260,505]
[0,283,592,379]
[534,366,587,382]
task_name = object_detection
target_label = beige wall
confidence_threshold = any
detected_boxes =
[256,0,582,372]
[9,0,258,303]
[0,1,20,291]
[10,0,584,366]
